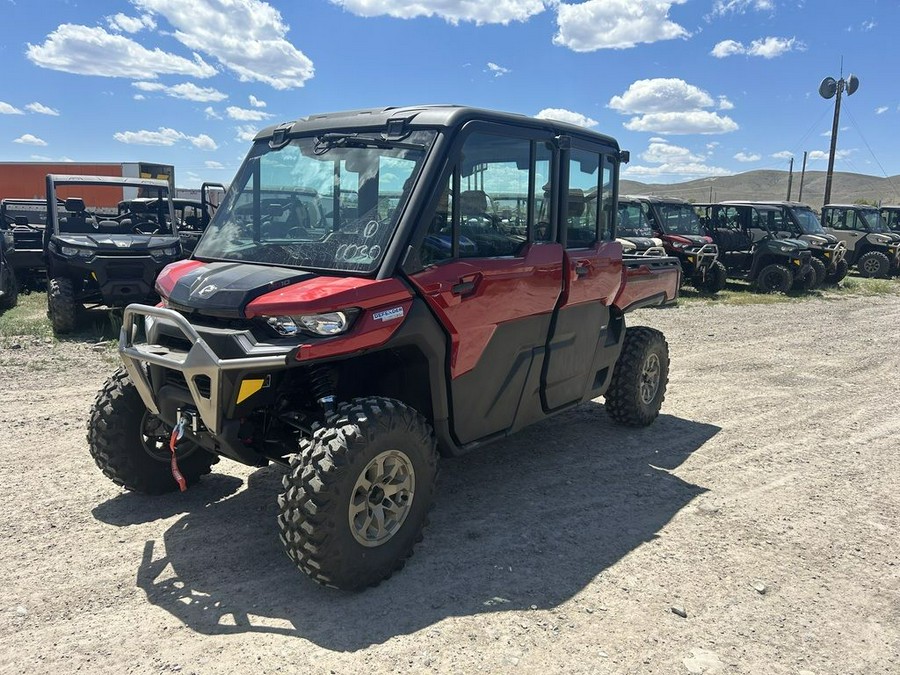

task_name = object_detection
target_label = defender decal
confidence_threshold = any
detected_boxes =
[372,306,404,322]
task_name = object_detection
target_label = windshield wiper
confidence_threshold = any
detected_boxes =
[314,133,425,155]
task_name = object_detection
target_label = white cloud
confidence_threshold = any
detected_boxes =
[113,126,218,150]
[107,12,156,33]
[134,94,146,100]
[642,140,703,164]
[329,0,547,25]
[734,151,761,162]
[235,125,259,142]
[624,162,731,178]
[133,0,314,89]
[25,102,60,116]
[535,108,598,127]
[133,81,228,102]
[820,126,849,138]
[876,106,888,115]
[808,149,854,161]
[249,95,266,108]
[27,24,216,79]
[487,62,510,77]
[717,96,734,110]
[861,20,876,31]
[13,134,48,146]
[609,78,714,113]
[30,154,74,162]
[554,0,689,52]
[624,111,739,134]
[226,106,272,121]
[709,0,773,17]
[205,106,222,120]
[0,102,25,115]
[771,150,793,159]
[711,36,804,59]
[205,160,225,169]
[706,141,720,151]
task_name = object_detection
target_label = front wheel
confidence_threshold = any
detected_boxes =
[47,276,79,333]
[698,260,727,293]
[825,258,849,284]
[277,397,438,590]
[605,327,669,427]
[0,264,17,310]
[754,263,793,293]
[791,265,817,292]
[809,257,827,288]
[857,250,891,278]
[87,368,217,494]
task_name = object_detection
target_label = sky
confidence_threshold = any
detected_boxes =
[0,0,897,189]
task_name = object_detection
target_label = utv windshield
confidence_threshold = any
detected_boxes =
[655,203,704,235]
[790,207,825,234]
[617,202,653,237]
[193,130,436,273]
[55,184,174,236]
[857,208,888,232]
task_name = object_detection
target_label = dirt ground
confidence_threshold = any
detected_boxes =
[1,294,898,675]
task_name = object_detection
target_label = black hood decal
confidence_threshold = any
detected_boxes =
[54,233,180,251]
[620,236,659,250]
[167,262,316,318]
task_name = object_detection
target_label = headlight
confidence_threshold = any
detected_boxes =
[265,310,355,337]
[58,244,93,260]
[872,234,891,245]
[777,244,794,253]
[150,246,180,261]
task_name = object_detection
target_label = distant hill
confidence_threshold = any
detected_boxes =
[620,170,900,209]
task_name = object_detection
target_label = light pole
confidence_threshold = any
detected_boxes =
[819,72,859,206]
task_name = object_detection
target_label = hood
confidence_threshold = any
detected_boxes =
[54,233,180,251]
[618,236,662,250]
[667,234,710,246]
[166,261,316,318]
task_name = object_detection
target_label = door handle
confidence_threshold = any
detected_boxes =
[574,263,590,277]
[451,280,476,295]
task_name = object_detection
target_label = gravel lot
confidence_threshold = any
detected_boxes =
[1,293,898,674]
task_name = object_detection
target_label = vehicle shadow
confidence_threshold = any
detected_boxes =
[100,404,719,651]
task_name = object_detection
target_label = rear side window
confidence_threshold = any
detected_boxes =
[565,149,614,248]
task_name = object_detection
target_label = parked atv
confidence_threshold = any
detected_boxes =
[821,204,900,278]
[723,200,848,286]
[88,105,681,591]
[880,205,900,234]
[0,198,49,291]
[616,198,667,256]
[700,202,814,292]
[44,175,185,333]
[626,195,726,292]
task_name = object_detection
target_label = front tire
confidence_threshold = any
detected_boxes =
[754,263,793,293]
[698,260,727,293]
[277,397,438,590]
[857,250,891,278]
[809,257,827,288]
[48,276,79,334]
[87,368,217,495]
[826,258,849,284]
[0,264,17,310]
[791,265,816,292]
[605,327,669,427]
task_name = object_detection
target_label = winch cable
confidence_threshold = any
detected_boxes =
[168,418,188,492]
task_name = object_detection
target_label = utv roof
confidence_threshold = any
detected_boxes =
[47,174,170,189]
[713,201,782,212]
[620,195,692,205]
[720,200,814,209]
[254,104,619,150]
[824,203,878,209]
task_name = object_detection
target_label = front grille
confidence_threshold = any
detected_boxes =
[105,261,146,279]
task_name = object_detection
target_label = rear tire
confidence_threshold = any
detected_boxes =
[857,250,891,278]
[87,368,217,495]
[277,397,438,590]
[605,327,669,427]
[754,263,793,293]
[826,258,849,284]
[48,276,79,334]
[699,260,727,293]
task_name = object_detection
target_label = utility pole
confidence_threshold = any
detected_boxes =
[819,70,859,205]
[798,151,808,202]
[786,157,794,200]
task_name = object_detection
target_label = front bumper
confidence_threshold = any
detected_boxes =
[119,304,292,437]
[819,242,847,271]
[679,243,719,278]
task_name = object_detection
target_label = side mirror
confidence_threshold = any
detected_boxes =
[64,197,86,213]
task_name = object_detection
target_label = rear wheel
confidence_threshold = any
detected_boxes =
[825,258,849,284]
[754,264,793,293]
[857,250,891,278]
[698,260,727,293]
[605,327,669,427]
[47,276,79,333]
[87,368,217,494]
[277,397,438,590]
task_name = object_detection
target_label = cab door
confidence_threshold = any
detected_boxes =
[542,147,623,411]
[407,125,564,445]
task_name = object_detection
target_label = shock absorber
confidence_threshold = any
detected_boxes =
[308,364,336,416]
